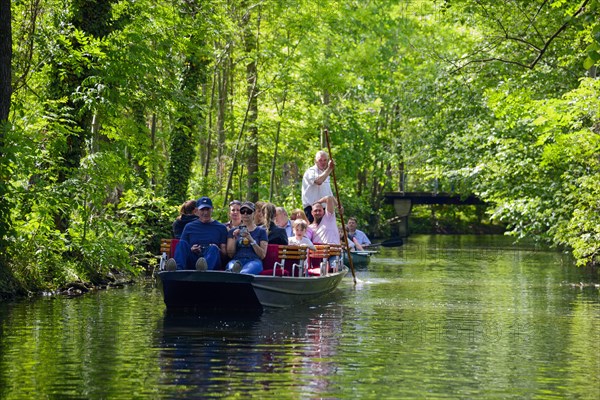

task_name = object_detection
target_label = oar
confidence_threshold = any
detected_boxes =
[380,237,404,247]
[324,128,357,284]
[367,237,404,248]
[358,250,379,255]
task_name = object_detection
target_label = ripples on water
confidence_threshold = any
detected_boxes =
[0,235,598,399]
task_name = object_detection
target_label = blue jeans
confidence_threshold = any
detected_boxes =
[174,240,221,270]
[226,258,263,275]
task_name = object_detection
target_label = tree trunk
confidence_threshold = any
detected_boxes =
[0,0,13,258]
[166,10,210,203]
[46,0,117,232]
[216,53,229,181]
[269,89,287,202]
[243,5,260,202]
[150,113,157,187]
[166,54,203,203]
[0,0,10,122]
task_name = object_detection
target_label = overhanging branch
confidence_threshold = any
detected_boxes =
[454,0,591,72]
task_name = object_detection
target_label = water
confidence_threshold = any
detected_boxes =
[0,235,598,399]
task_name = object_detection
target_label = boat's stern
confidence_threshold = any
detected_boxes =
[157,271,263,312]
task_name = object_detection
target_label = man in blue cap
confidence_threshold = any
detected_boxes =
[166,196,228,271]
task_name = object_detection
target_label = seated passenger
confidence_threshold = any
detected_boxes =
[226,201,268,274]
[254,201,266,226]
[310,196,341,267]
[347,217,372,246]
[309,196,340,245]
[288,219,316,250]
[172,200,198,239]
[167,197,227,271]
[290,208,314,241]
[339,225,363,251]
[275,206,293,237]
[225,200,242,230]
[263,202,289,245]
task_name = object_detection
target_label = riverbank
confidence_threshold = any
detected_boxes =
[0,266,138,300]
[0,265,19,300]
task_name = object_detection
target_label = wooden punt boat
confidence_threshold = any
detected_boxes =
[342,250,376,268]
[251,267,348,308]
[158,267,348,311]
[156,242,348,312]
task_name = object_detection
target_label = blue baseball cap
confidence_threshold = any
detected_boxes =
[196,196,213,209]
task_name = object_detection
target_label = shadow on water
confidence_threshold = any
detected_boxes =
[154,293,349,397]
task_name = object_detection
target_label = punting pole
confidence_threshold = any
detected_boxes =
[323,128,357,284]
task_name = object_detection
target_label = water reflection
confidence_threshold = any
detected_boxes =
[0,236,597,399]
[155,301,346,397]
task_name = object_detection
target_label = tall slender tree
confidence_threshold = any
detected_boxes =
[0,0,12,264]
[242,2,260,202]
[166,2,211,203]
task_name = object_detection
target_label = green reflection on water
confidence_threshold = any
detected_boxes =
[0,235,598,399]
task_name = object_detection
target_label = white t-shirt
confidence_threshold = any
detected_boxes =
[288,236,316,250]
[301,164,333,208]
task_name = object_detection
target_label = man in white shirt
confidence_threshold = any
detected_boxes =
[301,150,334,223]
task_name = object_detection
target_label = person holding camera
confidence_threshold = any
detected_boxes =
[225,201,268,274]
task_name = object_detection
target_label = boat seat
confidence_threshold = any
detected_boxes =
[259,268,290,276]
[308,244,343,276]
[160,238,179,258]
[158,238,179,270]
[271,245,308,277]
[261,244,282,274]
[328,244,343,272]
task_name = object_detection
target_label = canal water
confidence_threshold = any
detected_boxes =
[0,235,598,399]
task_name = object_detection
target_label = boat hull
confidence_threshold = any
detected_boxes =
[343,251,371,268]
[159,271,262,311]
[251,267,348,308]
[157,267,348,311]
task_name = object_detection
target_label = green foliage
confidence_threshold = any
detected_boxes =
[3,0,599,296]
[481,78,600,266]
[115,188,176,267]
[410,204,503,235]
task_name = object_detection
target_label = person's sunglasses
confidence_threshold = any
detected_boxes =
[240,209,254,215]
[229,200,241,206]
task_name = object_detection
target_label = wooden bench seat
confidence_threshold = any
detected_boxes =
[307,244,343,276]
[261,245,308,277]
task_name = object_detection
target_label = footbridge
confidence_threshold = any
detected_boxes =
[383,191,486,237]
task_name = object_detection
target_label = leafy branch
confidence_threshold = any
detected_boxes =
[453,0,591,71]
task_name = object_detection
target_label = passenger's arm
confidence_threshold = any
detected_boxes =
[226,232,238,258]
[314,159,334,185]
[252,240,268,260]
[353,237,364,251]
[323,195,336,215]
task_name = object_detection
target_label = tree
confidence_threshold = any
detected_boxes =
[0,0,12,266]
[2,0,598,295]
